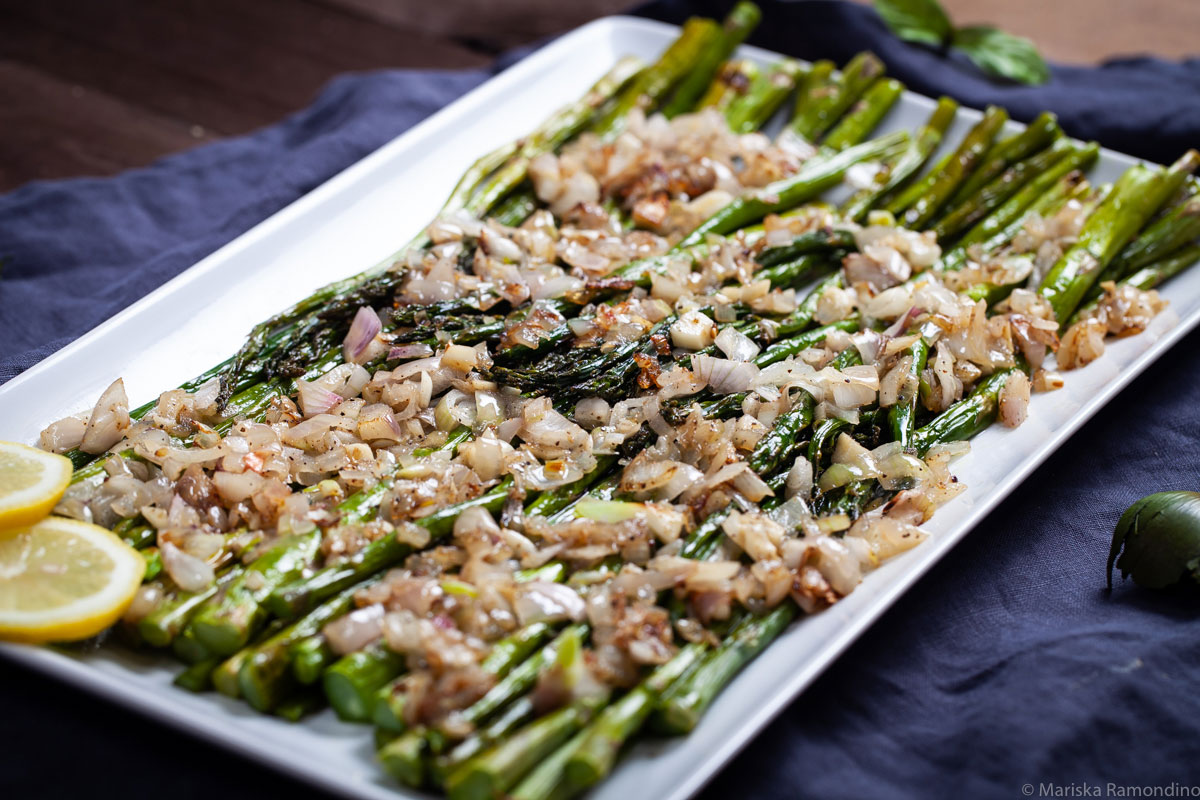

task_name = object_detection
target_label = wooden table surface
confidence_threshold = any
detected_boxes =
[1,0,1196,192]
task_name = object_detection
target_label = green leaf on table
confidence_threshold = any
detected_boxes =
[951,25,1050,85]
[872,0,953,48]
[1108,491,1200,591]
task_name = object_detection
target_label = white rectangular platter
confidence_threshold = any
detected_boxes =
[2,15,1198,800]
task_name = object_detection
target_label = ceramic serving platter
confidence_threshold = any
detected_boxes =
[2,15,1197,800]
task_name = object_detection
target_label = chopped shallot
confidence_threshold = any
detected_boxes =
[80,378,131,454]
[344,306,383,364]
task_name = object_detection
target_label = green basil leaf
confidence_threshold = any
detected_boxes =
[951,25,1050,85]
[1109,491,1200,590]
[872,0,953,48]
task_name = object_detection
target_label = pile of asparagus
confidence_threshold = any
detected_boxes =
[55,3,1200,798]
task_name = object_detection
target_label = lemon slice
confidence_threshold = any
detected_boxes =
[0,441,73,530]
[0,516,144,643]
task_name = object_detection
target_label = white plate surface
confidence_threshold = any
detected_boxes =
[2,15,1197,800]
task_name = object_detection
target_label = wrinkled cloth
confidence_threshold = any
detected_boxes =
[0,69,488,383]
[2,2,1199,799]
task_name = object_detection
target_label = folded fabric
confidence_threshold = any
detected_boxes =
[2,3,1199,800]
[0,69,489,382]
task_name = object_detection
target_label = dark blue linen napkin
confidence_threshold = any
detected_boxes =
[2,3,1199,800]
[0,68,489,383]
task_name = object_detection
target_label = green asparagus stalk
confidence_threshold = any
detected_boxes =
[592,18,723,139]
[660,2,762,118]
[821,77,904,152]
[756,319,860,367]
[947,111,1061,206]
[435,696,538,788]
[789,60,834,120]
[755,250,841,290]
[676,510,733,562]
[463,57,646,219]
[724,59,805,134]
[748,392,814,474]
[1069,242,1200,325]
[174,656,220,693]
[374,622,555,733]
[138,568,236,647]
[831,345,863,370]
[755,228,856,269]
[378,625,589,786]
[446,695,609,800]
[113,518,155,549]
[962,255,1039,307]
[1120,243,1200,290]
[237,581,368,711]
[171,625,214,665]
[204,617,287,694]
[698,59,760,111]
[189,531,321,655]
[524,455,617,518]
[939,144,1100,271]
[212,648,253,698]
[807,416,852,471]
[442,625,605,798]
[488,188,538,228]
[324,641,407,722]
[142,550,163,585]
[452,624,588,736]
[1118,196,1200,276]
[558,644,707,790]
[275,688,326,722]
[655,604,796,733]
[291,633,336,685]
[436,140,521,221]
[1085,189,1200,296]
[888,337,930,451]
[378,728,427,788]
[675,130,909,249]
[931,136,1071,242]
[890,105,1009,229]
[911,367,1017,454]
[1039,151,1200,323]
[266,477,515,620]
[509,728,587,800]
[786,52,885,144]
[842,96,958,222]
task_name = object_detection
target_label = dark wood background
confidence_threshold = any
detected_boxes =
[1,0,1196,192]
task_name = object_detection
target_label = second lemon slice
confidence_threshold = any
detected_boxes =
[0,516,145,643]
